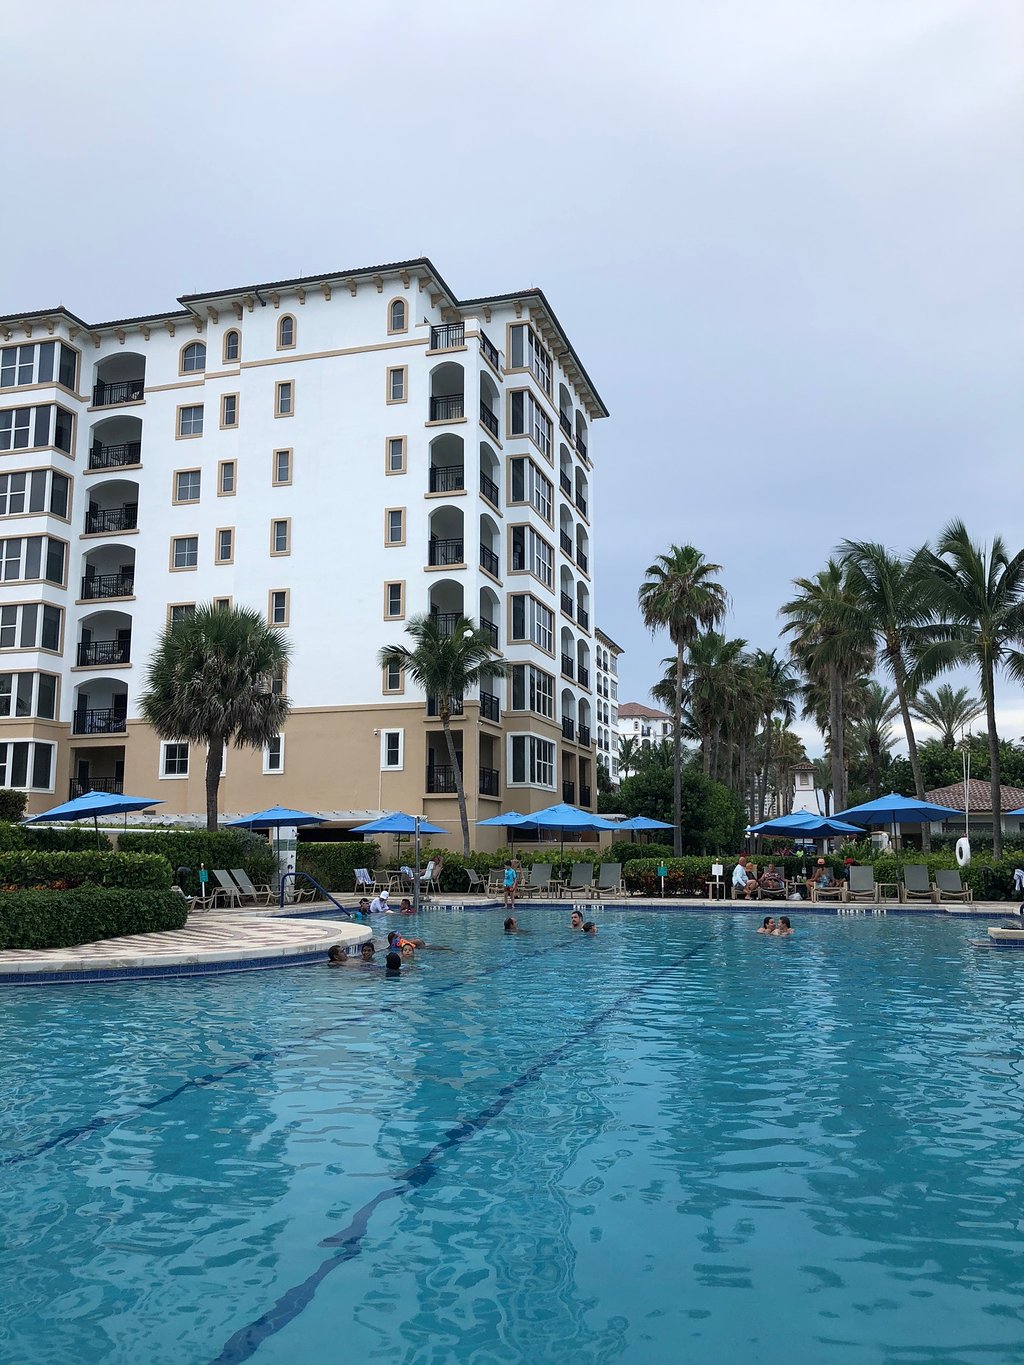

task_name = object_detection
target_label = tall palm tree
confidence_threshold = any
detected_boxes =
[780,560,875,814]
[910,684,985,748]
[848,681,899,798]
[378,614,509,856]
[751,648,798,821]
[915,521,1024,859]
[140,604,291,830]
[683,631,747,782]
[638,546,728,855]
[617,735,640,781]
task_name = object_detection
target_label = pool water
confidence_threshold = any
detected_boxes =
[2,910,1024,1364]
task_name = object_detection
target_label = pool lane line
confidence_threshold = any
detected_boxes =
[0,936,583,1170]
[208,938,710,1365]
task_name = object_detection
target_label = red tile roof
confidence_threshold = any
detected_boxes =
[925,780,1024,813]
[618,702,672,720]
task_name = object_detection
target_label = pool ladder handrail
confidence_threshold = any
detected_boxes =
[278,871,352,917]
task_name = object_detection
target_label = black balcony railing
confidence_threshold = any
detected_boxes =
[559,530,573,556]
[575,492,588,517]
[426,695,464,717]
[430,393,465,422]
[575,433,588,458]
[428,537,464,566]
[479,402,499,439]
[85,504,138,535]
[559,411,573,438]
[562,780,576,803]
[559,471,572,496]
[73,707,127,735]
[480,543,499,576]
[562,716,575,742]
[577,665,590,688]
[577,605,590,630]
[578,724,591,747]
[69,777,124,799]
[560,591,574,616]
[430,322,465,350]
[429,464,464,493]
[81,573,134,600]
[93,378,144,406]
[579,783,592,806]
[431,611,461,636]
[77,639,131,667]
[481,619,499,649]
[577,548,589,574]
[479,331,500,371]
[561,653,574,678]
[480,690,500,722]
[89,441,142,470]
[479,766,500,796]
[479,471,499,506]
[426,764,459,794]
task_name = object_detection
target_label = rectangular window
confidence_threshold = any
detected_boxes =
[273,448,292,486]
[509,457,553,522]
[263,735,285,774]
[385,508,405,546]
[215,528,234,564]
[509,735,555,789]
[0,535,64,584]
[178,405,204,438]
[384,581,404,619]
[383,660,403,693]
[168,603,196,625]
[0,342,77,392]
[385,436,406,474]
[213,596,232,611]
[171,535,198,570]
[0,740,54,792]
[269,589,289,626]
[387,367,407,403]
[161,742,189,778]
[0,671,58,719]
[509,324,553,396]
[510,525,553,588]
[510,664,554,719]
[221,393,238,428]
[275,381,293,418]
[174,469,201,504]
[218,460,236,496]
[509,391,552,459]
[510,594,554,652]
[381,730,404,770]
[0,403,74,454]
[270,518,291,556]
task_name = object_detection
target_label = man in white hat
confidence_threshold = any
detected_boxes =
[369,889,393,914]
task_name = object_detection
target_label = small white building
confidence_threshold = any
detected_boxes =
[616,702,673,775]
[790,760,821,815]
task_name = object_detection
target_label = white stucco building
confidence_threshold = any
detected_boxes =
[0,257,607,843]
[594,628,622,786]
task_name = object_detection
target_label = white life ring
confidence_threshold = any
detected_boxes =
[955,837,971,868]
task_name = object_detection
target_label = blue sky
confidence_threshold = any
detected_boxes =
[6,1,1022,751]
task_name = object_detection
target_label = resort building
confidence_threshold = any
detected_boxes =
[924,781,1024,840]
[616,701,673,754]
[594,628,622,786]
[0,258,607,843]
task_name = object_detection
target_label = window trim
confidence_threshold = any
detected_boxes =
[274,379,294,419]
[0,738,57,793]
[178,340,207,377]
[384,434,407,475]
[272,447,293,487]
[263,733,285,775]
[220,392,239,429]
[383,580,405,620]
[0,601,65,655]
[215,527,235,566]
[380,728,404,771]
[169,534,199,573]
[222,329,241,364]
[277,314,296,351]
[166,602,196,626]
[382,661,405,695]
[386,366,407,405]
[176,402,204,440]
[0,534,68,589]
[0,468,73,524]
[387,297,409,335]
[217,459,237,497]
[172,467,201,506]
[269,517,291,557]
[268,588,290,627]
[159,740,190,780]
[384,506,406,547]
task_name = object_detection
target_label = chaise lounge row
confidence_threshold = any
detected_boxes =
[473,862,624,899]
[810,865,974,905]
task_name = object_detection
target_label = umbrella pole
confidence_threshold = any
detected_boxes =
[413,816,421,915]
[94,813,100,852]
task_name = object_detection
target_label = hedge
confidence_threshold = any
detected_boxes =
[0,790,26,823]
[0,823,113,852]
[0,850,171,892]
[0,888,188,950]
[296,841,381,892]
[119,830,275,892]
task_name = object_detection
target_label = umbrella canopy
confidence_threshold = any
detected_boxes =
[24,789,163,849]
[350,811,447,836]
[749,811,861,838]
[225,805,325,829]
[833,793,963,825]
[1005,806,1024,816]
[526,803,619,832]
[614,816,675,831]
[475,810,530,827]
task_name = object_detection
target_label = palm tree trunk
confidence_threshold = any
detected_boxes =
[441,709,471,857]
[829,663,845,813]
[672,642,683,857]
[892,650,929,850]
[759,719,772,823]
[702,726,712,778]
[983,668,1002,861]
[868,738,880,798]
[205,736,223,832]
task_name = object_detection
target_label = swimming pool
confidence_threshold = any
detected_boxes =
[2,910,1023,1364]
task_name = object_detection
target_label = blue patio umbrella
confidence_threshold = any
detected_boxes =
[521,802,620,856]
[833,792,962,847]
[24,789,163,849]
[749,811,861,838]
[350,812,448,912]
[614,814,675,842]
[226,806,327,892]
[476,809,530,854]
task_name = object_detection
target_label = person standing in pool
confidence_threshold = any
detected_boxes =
[570,910,584,930]
[582,921,598,935]
[369,889,393,914]
[774,916,794,936]
[757,916,776,934]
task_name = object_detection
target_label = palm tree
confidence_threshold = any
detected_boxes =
[910,684,985,748]
[915,521,1024,859]
[750,649,798,821]
[638,546,728,855]
[378,614,509,856]
[683,631,747,782]
[780,560,875,814]
[848,681,899,798]
[140,604,291,830]
[617,735,640,781]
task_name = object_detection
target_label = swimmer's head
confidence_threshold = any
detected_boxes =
[327,944,345,962]
[503,917,517,932]
[582,921,597,934]
[385,951,402,971]
[762,916,773,929]
[570,911,584,927]
[779,916,791,929]
[400,942,415,956]
[360,942,375,960]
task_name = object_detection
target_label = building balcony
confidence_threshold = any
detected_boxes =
[479,471,499,507]
[579,783,592,806]
[560,591,574,617]
[77,639,130,667]
[480,691,500,723]
[430,394,465,422]
[577,605,589,631]
[85,504,138,535]
[560,531,573,557]
[69,776,124,798]
[426,695,464,718]
[89,441,142,471]
[479,331,501,372]
[479,766,500,797]
[562,779,576,803]
[426,764,459,794]
[481,619,499,649]
[559,471,572,497]
[428,537,465,567]
[559,411,573,439]
[429,322,465,351]
[479,543,499,576]
[561,653,574,679]
[92,378,144,407]
[575,432,588,458]
[431,611,461,636]
[576,548,589,574]
[81,573,134,600]
[578,724,591,747]
[575,491,588,517]
[479,401,499,439]
[429,465,465,494]
[73,707,127,736]
[577,665,590,688]
[562,716,576,742]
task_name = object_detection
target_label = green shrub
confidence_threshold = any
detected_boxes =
[0,790,26,823]
[119,829,275,892]
[296,841,381,892]
[0,823,114,852]
[606,840,675,867]
[0,850,171,891]
[0,888,187,950]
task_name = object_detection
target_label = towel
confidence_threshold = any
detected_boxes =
[1013,868,1024,896]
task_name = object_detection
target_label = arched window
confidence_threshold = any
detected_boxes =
[181,341,206,374]
[388,298,407,334]
[223,329,240,363]
[278,315,295,349]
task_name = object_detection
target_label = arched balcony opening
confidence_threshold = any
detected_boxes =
[577,698,592,749]
[576,583,591,632]
[73,676,128,736]
[559,445,573,499]
[576,640,591,690]
[560,565,575,620]
[557,384,574,442]
[429,361,465,423]
[81,544,135,601]
[478,665,501,728]
[428,578,464,637]
[83,478,139,537]
[479,441,500,508]
[93,352,146,408]
[479,512,500,578]
[428,433,465,495]
[427,505,465,568]
[560,687,576,746]
[574,467,589,519]
[479,586,500,650]
[89,414,142,471]
[559,504,574,558]
[575,525,590,575]
[575,411,589,459]
[560,627,575,681]
[77,609,132,668]
[479,372,500,441]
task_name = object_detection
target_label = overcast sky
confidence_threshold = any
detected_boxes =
[5,1,1022,753]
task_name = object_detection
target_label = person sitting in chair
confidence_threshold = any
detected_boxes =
[732,855,759,900]
[758,863,785,894]
[805,858,834,897]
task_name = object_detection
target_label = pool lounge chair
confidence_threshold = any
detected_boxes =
[811,874,847,903]
[901,864,935,903]
[211,869,242,908]
[524,863,553,897]
[464,868,484,894]
[594,863,624,897]
[487,868,505,895]
[354,867,375,893]
[231,868,274,905]
[934,869,974,904]
[846,865,878,903]
[566,862,595,896]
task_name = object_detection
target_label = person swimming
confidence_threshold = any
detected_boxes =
[385,950,402,975]
[570,910,584,930]
[582,921,597,935]
[774,916,794,936]
[327,944,346,966]
[757,916,776,934]
[503,916,518,933]
[399,898,415,915]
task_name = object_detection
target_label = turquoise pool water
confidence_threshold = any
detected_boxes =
[2,910,1023,1364]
